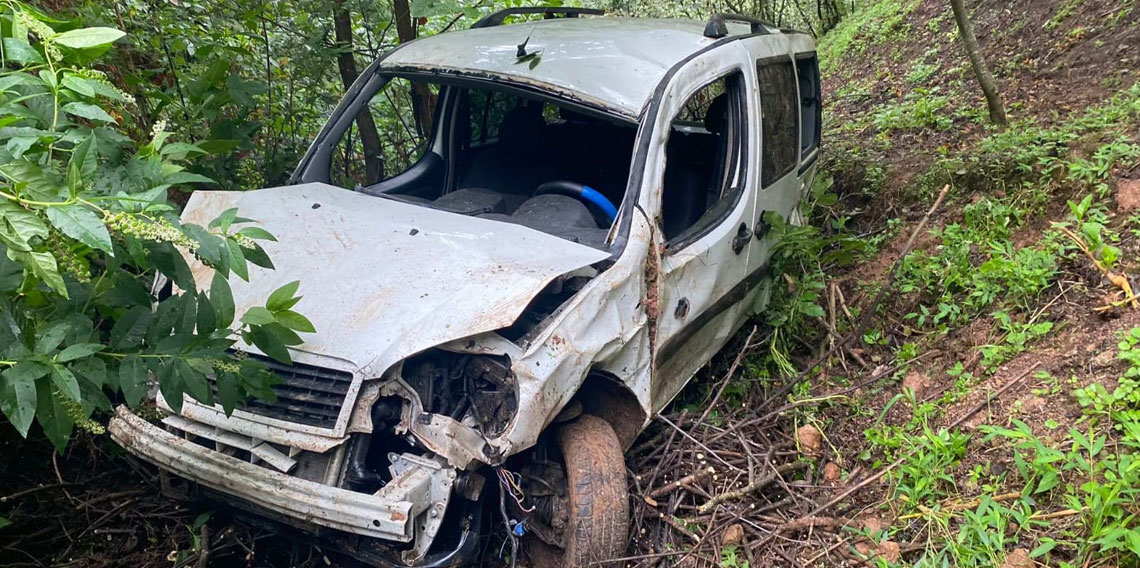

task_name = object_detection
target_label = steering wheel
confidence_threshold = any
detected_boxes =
[534,180,618,224]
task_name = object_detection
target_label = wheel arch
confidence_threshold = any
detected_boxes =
[572,369,647,451]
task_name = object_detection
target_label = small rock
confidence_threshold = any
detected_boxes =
[901,371,931,399]
[722,523,745,546]
[822,462,842,482]
[878,541,901,563]
[1019,395,1046,413]
[796,424,822,456]
[1001,548,1033,568]
[1117,179,1140,212]
[1091,348,1117,369]
[990,461,1009,477]
[853,540,873,557]
[959,412,987,431]
[859,516,886,536]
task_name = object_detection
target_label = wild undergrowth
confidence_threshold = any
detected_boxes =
[861,328,1140,567]
[0,3,311,454]
[764,1,1140,565]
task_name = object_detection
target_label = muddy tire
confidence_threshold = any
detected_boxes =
[529,414,629,567]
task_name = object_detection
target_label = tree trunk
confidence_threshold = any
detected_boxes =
[393,0,435,137]
[333,0,384,182]
[816,0,843,34]
[949,0,1008,126]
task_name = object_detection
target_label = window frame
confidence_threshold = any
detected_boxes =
[756,54,801,189]
[327,76,445,190]
[795,52,822,173]
[661,69,751,253]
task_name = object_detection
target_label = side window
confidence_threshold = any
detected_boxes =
[330,77,439,189]
[467,89,519,147]
[796,55,822,157]
[660,71,747,245]
[756,59,799,187]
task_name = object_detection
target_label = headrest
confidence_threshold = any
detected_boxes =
[704,94,729,135]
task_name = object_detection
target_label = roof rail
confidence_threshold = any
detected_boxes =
[703,13,775,38]
[472,7,605,29]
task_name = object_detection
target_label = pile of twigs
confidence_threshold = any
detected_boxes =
[0,433,325,568]
[622,345,855,568]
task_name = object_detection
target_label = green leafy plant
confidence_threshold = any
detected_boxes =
[905,62,937,84]
[871,87,953,132]
[978,311,1054,370]
[720,545,749,568]
[1055,195,1122,270]
[0,3,310,450]
[899,197,1057,333]
[890,426,969,506]
[1075,328,1140,414]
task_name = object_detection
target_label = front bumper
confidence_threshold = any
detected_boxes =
[108,406,451,542]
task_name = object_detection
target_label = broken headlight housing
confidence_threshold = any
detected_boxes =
[400,349,518,438]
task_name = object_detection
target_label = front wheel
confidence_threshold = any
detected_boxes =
[526,414,629,567]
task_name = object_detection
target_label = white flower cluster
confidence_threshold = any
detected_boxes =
[104,211,196,249]
[17,12,61,62]
[150,118,168,140]
[73,68,136,105]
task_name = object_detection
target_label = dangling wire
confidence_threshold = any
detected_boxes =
[498,479,519,568]
[496,466,535,568]
[497,467,535,513]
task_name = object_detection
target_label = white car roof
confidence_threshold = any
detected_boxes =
[380,17,772,118]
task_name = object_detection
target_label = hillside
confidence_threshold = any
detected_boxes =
[767,0,1140,565]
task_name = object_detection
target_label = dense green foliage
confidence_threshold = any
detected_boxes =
[0,1,315,451]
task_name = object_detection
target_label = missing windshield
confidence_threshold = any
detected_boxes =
[325,75,635,249]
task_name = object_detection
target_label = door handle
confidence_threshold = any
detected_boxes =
[731,223,750,255]
[754,210,771,239]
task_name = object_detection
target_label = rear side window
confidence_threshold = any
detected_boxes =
[756,58,799,187]
[797,55,822,157]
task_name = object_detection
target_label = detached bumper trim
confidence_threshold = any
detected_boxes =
[108,406,415,541]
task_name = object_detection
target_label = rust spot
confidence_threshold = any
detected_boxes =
[390,511,407,522]
[643,241,662,349]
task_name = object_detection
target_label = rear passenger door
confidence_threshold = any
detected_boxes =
[744,44,803,269]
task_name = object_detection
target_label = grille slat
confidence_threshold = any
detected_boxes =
[213,353,354,429]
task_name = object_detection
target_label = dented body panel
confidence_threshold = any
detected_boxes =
[381,19,720,119]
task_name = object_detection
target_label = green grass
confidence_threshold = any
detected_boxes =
[853,329,1140,567]
[1046,0,1088,30]
[896,196,1059,333]
[817,0,921,74]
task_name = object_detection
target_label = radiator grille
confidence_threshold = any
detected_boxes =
[215,354,354,429]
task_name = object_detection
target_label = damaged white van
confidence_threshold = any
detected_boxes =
[109,9,821,567]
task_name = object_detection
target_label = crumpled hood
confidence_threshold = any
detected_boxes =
[181,183,610,373]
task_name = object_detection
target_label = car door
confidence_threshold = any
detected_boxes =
[640,44,762,411]
[740,37,806,274]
